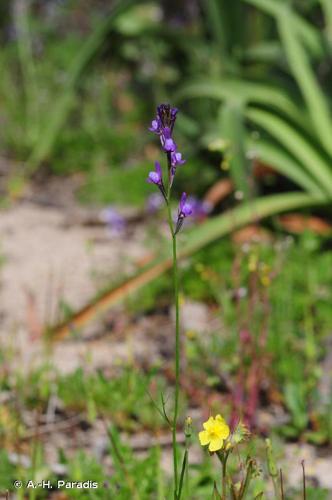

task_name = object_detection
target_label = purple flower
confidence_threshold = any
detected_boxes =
[148,103,186,196]
[146,193,164,213]
[148,161,163,185]
[163,137,177,153]
[175,192,193,234]
[149,117,161,134]
[99,206,125,236]
[147,161,167,201]
[171,151,186,168]
[187,196,212,220]
[157,104,178,132]
[179,192,193,217]
[160,127,177,153]
[149,104,179,153]
[170,151,186,185]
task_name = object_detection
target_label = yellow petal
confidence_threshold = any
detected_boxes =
[218,423,230,440]
[208,437,223,452]
[203,416,214,430]
[215,414,225,423]
[198,430,210,446]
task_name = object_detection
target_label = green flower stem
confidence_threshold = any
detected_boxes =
[166,159,181,499]
[222,455,227,500]
[217,451,230,500]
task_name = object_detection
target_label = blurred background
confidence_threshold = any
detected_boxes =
[0,0,332,497]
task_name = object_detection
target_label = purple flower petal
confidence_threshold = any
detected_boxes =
[182,203,193,217]
[149,117,161,134]
[148,171,160,184]
[100,206,126,236]
[155,161,162,177]
[179,192,187,212]
[146,193,164,213]
[171,151,186,167]
[147,161,162,185]
[163,138,177,152]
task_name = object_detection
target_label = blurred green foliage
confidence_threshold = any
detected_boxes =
[1,0,332,219]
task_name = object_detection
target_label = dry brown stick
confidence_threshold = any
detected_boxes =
[22,413,84,440]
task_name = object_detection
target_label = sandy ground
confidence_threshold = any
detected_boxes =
[0,200,149,372]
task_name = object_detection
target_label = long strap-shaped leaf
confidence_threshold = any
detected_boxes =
[13,0,40,148]
[219,99,249,197]
[320,0,332,43]
[49,192,324,339]
[26,0,139,173]
[246,139,325,196]
[245,0,332,157]
[245,0,323,58]
[176,79,310,132]
[247,108,332,198]
[277,5,332,158]
[203,0,227,60]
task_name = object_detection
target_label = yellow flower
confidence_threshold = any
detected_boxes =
[199,415,230,452]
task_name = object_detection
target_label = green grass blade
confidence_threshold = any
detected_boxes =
[13,0,40,147]
[320,0,332,43]
[243,41,283,65]
[277,6,332,157]
[247,108,332,197]
[247,139,325,196]
[219,100,249,197]
[50,192,325,337]
[245,0,323,58]
[203,0,226,59]
[181,192,325,256]
[26,0,139,173]
[176,79,310,131]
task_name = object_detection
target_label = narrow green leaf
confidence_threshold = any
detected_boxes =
[181,192,325,256]
[219,100,250,197]
[245,0,323,58]
[320,0,332,44]
[243,41,283,64]
[203,0,226,57]
[247,139,325,196]
[247,108,332,197]
[176,79,310,132]
[13,0,40,146]
[277,6,332,157]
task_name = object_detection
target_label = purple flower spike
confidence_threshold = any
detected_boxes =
[148,103,186,200]
[147,161,167,201]
[175,192,193,234]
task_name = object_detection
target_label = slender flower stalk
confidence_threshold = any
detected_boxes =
[147,104,192,499]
